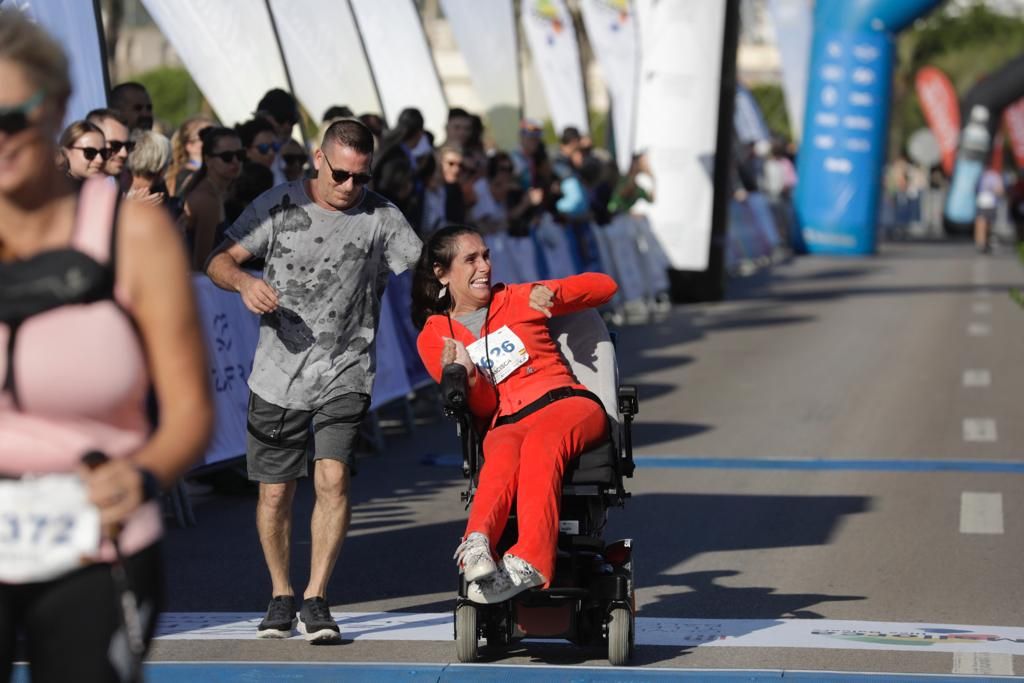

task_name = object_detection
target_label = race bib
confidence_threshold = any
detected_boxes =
[466,325,529,384]
[0,475,101,584]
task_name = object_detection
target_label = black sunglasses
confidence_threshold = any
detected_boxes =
[211,150,246,163]
[283,154,307,165]
[321,153,371,185]
[72,146,113,161]
[0,91,44,136]
[107,140,136,155]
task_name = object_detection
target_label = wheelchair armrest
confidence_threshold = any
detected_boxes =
[617,385,639,417]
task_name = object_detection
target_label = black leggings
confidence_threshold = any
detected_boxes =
[0,542,163,683]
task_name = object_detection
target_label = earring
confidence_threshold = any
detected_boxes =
[438,285,448,299]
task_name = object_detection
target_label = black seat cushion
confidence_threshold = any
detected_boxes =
[563,438,615,486]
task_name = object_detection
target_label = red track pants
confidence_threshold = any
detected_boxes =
[466,395,608,586]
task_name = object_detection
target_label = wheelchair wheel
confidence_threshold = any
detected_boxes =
[607,606,633,666]
[455,603,479,663]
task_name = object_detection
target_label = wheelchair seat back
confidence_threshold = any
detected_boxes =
[548,308,620,445]
[548,309,624,491]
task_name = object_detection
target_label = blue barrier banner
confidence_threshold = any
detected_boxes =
[795,30,892,255]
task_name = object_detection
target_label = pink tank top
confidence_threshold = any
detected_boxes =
[0,177,161,558]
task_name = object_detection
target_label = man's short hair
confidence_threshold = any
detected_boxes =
[322,119,374,156]
[560,126,581,146]
[257,88,299,124]
[322,105,354,123]
[128,130,171,177]
[447,107,471,122]
[109,82,148,108]
[85,107,126,127]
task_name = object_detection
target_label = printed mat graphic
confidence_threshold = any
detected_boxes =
[157,613,1024,654]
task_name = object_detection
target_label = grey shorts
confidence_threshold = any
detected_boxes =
[246,391,371,483]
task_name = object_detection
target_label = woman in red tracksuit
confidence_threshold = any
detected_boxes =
[412,224,618,604]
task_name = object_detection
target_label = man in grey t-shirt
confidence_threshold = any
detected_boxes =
[207,119,421,643]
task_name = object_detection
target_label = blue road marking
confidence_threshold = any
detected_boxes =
[633,457,1024,473]
[12,663,1018,682]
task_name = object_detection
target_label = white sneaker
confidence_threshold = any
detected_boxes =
[465,554,545,605]
[453,532,497,582]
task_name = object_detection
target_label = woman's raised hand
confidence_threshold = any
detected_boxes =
[529,284,555,318]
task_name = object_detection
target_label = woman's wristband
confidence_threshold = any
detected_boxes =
[138,467,162,502]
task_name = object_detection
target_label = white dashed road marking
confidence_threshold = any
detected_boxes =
[967,322,991,337]
[959,492,1004,535]
[971,301,992,314]
[962,418,997,442]
[962,370,991,388]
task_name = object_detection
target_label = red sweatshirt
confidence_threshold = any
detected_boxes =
[417,273,618,424]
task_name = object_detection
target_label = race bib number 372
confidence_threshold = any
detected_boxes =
[466,325,529,384]
[0,475,100,584]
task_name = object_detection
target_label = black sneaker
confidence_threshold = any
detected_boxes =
[298,596,341,643]
[257,595,296,638]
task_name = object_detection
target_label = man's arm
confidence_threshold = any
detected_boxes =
[206,241,279,315]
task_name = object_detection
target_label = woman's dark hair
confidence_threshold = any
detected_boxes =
[181,126,239,198]
[235,117,276,149]
[410,224,482,330]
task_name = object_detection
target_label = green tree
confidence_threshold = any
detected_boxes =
[893,0,1024,161]
[134,67,207,130]
[749,83,791,141]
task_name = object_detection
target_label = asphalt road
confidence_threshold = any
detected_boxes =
[150,239,1024,676]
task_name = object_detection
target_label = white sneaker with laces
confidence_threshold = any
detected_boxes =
[465,554,545,604]
[453,532,497,582]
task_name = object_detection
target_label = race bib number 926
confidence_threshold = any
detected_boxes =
[466,325,529,384]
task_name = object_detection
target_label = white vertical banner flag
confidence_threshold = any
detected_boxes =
[767,0,812,143]
[633,0,726,272]
[440,0,520,148]
[580,0,639,172]
[734,84,771,144]
[349,0,448,137]
[520,0,589,135]
[267,0,381,122]
[10,0,108,126]
[140,0,289,127]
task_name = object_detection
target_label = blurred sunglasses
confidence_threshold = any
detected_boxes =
[283,153,307,165]
[321,153,371,185]
[132,103,154,113]
[0,90,44,135]
[211,149,246,163]
[254,141,281,155]
[72,146,113,161]
[107,140,136,155]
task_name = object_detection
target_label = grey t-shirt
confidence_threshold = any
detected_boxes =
[453,307,488,338]
[226,181,422,410]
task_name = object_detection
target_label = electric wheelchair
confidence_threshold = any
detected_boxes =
[440,308,639,665]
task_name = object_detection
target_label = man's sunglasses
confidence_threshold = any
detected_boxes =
[283,154,307,165]
[0,91,44,136]
[254,141,281,155]
[211,150,247,163]
[132,103,154,113]
[72,146,113,161]
[321,153,371,185]
[107,140,136,155]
